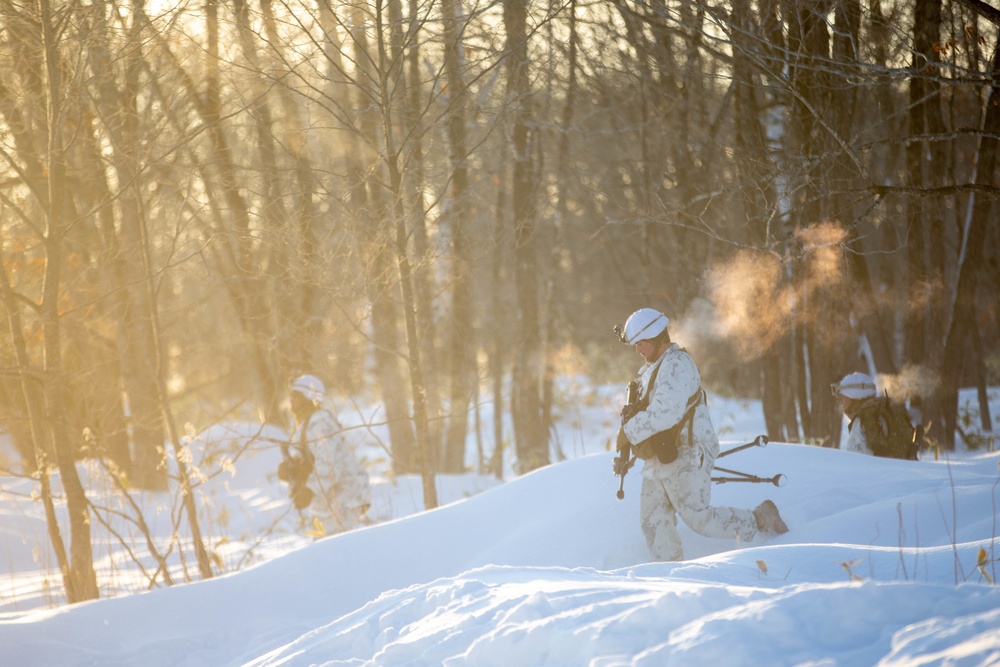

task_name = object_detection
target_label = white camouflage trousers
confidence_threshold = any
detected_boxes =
[639,438,758,561]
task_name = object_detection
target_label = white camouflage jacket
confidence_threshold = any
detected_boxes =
[843,414,873,456]
[291,408,371,529]
[622,343,718,458]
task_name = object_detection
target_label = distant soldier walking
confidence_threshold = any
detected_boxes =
[281,374,372,534]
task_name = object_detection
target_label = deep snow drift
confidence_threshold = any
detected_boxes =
[1,391,999,666]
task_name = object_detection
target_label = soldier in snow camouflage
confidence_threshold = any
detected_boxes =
[830,372,920,460]
[287,374,372,533]
[831,372,880,455]
[615,309,788,561]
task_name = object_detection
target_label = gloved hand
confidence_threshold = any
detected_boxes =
[290,482,315,510]
[616,427,631,452]
[613,453,629,476]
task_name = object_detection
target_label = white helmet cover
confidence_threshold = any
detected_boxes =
[290,374,326,404]
[622,308,670,345]
[832,372,876,400]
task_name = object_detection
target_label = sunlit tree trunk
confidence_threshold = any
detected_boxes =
[372,0,439,508]
[313,0,368,395]
[401,0,443,462]
[0,252,80,602]
[503,0,548,473]
[90,0,168,489]
[233,0,291,374]
[38,0,99,602]
[488,153,511,479]
[540,0,579,447]
[259,0,325,374]
[342,0,419,474]
[205,0,281,417]
[441,0,476,473]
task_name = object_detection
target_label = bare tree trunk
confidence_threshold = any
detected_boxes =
[72,37,135,476]
[374,0,439,509]
[38,0,99,602]
[972,327,993,435]
[0,251,81,602]
[441,0,476,473]
[906,0,948,442]
[730,0,789,441]
[787,2,846,442]
[91,0,168,490]
[488,161,510,480]
[314,0,376,399]
[826,0,870,442]
[402,0,443,462]
[939,30,1000,450]
[538,0,579,451]
[259,0,324,374]
[503,0,548,473]
[232,0,291,375]
[343,1,419,474]
[920,0,951,370]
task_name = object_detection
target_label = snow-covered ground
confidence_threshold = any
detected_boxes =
[1,386,999,666]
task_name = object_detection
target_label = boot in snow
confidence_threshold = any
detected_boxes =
[753,499,788,535]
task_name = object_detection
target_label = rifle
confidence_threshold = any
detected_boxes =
[614,380,640,499]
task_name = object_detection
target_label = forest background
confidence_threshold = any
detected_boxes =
[0,0,998,605]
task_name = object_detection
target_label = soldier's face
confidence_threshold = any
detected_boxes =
[289,391,312,420]
[838,395,857,418]
[635,339,657,362]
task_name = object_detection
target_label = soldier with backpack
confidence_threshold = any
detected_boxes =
[831,372,920,460]
[614,308,788,562]
[282,374,372,533]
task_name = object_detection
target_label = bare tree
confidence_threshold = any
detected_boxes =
[439,0,477,473]
[503,0,548,473]
[939,0,1000,448]
[87,0,169,489]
